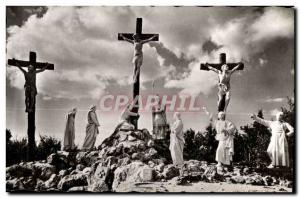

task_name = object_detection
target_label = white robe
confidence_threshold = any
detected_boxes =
[169,119,184,165]
[63,112,76,150]
[82,110,99,150]
[255,117,294,167]
[214,120,236,165]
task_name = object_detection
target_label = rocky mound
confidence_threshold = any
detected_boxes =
[6,125,294,192]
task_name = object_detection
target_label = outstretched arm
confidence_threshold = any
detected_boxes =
[230,63,242,74]
[141,35,157,44]
[17,65,27,74]
[36,64,49,73]
[207,65,220,74]
[120,34,134,44]
[251,114,271,127]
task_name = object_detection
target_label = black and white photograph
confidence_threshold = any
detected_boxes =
[5,5,296,193]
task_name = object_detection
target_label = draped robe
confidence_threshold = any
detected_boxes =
[82,110,100,150]
[214,120,237,165]
[254,117,294,167]
[169,119,184,165]
[63,112,76,150]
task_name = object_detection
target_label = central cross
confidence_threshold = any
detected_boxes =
[118,18,159,129]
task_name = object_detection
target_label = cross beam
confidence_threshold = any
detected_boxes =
[118,18,159,41]
[8,51,54,70]
[200,53,244,71]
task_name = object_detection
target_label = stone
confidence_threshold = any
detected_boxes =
[76,164,85,171]
[45,174,61,189]
[59,169,68,177]
[57,173,88,191]
[68,186,88,192]
[162,165,180,180]
[82,167,92,175]
[263,176,273,186]
[6,178,25,191]
[128,135,137,141]
[147,148,158,158]
[230,175,245,184]
[155,163,165,173]
[112,161,146,191]
[148,161,155,168]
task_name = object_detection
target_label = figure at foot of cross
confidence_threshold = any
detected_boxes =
[16,64,48,113]
[120,33,157,83]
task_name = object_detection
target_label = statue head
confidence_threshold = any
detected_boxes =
[221,64,229,72]
[28,65,34,72]
[90,105,96,111]
[72,107,77,113]
[218,111,226,120]
[133,34,141,41]
[276,111,284,122]
[173,112,181,120]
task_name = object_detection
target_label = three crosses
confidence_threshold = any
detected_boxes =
[7,18,244,160]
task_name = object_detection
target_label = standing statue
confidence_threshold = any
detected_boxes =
[251,112,294,168]
[16,63,48,112]
[82,105,100,151]
[120,33,157,82]
[169,112,184,165]
[63,108,77,151]
[152,94,170,140]
[210,112,247,172]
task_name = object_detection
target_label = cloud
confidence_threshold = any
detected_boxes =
[6,6,294,101]
[261,97,286,103]
[6,7,144,100]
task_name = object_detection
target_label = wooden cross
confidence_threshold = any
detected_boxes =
[200,53,244,71]
[118,18,159,42]
[7,51,54,161]
[118,18,159,129]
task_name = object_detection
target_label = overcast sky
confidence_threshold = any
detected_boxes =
[6,6,294,146]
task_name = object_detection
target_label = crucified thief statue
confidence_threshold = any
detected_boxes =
[8,51,54,160]
[17,63,48,112]
[200,53,244,112]
[120,33,157,82]
[118,18,159,129]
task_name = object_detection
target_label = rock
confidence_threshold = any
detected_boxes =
[147,148,158,158]
[155,163,165,173]
[59,169,68,177]
[82,167,92,175]
[230,175,245,184]
[203,165,224,182]
[263,176,273,186]
[118,157,131,166]
[6,178,25,191]
[113,161,148,191]
[245,174,265,186]
[68,186,88,192]
[45,174,61,189]
[162,165,180,180]
[148,161,155,168]
[131,152,143,161]
[57,173,88,191]
[76,164,85,171]
[89,163,110,192]
[147,140,155,147]
[128,135,137,141]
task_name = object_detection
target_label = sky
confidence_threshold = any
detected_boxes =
[6,6,294,146]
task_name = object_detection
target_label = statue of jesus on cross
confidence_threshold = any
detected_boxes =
[120,33,157,83]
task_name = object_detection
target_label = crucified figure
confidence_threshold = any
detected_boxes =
[120,33,157,82]
[16,63,48,112]
[207,63,241,112]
